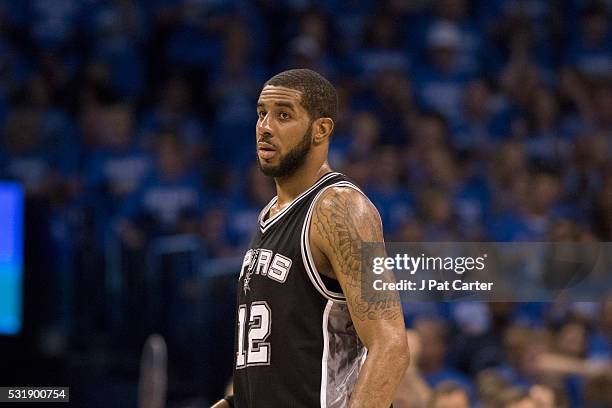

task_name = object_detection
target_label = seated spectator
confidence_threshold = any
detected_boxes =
[394,330,432,408]
[351,70,415,146]
[495,387,537,408]
[329,111,381,165]
[210,20,267,163]
[494,383,560,408]
[476,368,509,407]
[198,207,238,258]
[451,79,512,154]
[500,18,555,84]
[589,295,612,361]
[393,217,425,242]
[282,10,336,80]
[365,147,414,236]
[414,318,472,394]
[564,3,611,81]
[117,134,204,249]
[446,303,509,376]
[137,77,207,162]
[227,164,275,248]
[350,12,410,81]
[498,325,552,388]
[404,113,450,185]
[524,87,573,166]
[28,0,81,51]
[421,146,490,239]
[161,0,230,70]
[582,369,612,407]
[487,170,566,241]
[87,2,145,102]
[85,104,151,209]
[26,73,78,164]
[428,381,470,408]
[533,319,612,406]
[565,132,609,210]
[412,22,473,121]
[411,0,484,75]
[498,26,553,135]
[418,188,459,241]
[212,19,265,126]
[1,109,60,197]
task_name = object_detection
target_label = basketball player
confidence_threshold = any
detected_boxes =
[213,69,409,408]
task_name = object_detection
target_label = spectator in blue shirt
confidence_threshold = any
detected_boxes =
[487,141,531,213]
[85,104,152,210]
[211,19,267,162]
[451,79,513,154]
[350,12,410,82]
[117,134,204,249]
[524,87,573,166]
[413,21,473,121]
[564,3,611,81]
[161,0,231,70]
[347,69,414,146]
[418,188,461,241]
[85,0,147,101]
[588,296,612,361]
[411,0,484,75]
[28,0,82,51]
[226,164,275,249]
[1,109,60,197]
[563,132,609,214]
[138,76,207,162]
[365,147,414,236]
[487,170,565,241]
[338,111,381,163]
[414,318,473,396]
[280,10,337,81]
[0,28,31,109]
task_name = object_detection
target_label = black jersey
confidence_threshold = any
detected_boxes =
[233,172,368,408]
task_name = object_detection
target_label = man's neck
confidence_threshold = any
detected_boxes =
[274,161,333,207]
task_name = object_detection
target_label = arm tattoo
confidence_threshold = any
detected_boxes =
[313,189,400,321]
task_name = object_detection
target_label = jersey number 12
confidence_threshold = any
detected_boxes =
[236,301,271,368]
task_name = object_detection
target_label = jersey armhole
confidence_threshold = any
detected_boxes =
[301,181,373,303]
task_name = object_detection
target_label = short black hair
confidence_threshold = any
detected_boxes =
[264,69,338,122]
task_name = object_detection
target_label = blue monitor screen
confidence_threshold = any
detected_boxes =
[0,182,23,335]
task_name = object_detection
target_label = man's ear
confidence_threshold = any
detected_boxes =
[312,117,334,145]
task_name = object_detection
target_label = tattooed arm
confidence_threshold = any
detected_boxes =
[310,186,410,408]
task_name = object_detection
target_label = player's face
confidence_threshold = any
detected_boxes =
[256,85,313,177]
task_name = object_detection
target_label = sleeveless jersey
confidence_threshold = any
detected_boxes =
[233,172,368,408]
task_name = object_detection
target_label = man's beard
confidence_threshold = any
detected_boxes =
[257,124,312,178]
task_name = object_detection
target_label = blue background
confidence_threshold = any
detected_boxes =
[0,182,23,335]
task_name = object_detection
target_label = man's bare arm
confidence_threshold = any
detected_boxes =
[311,186,410,408]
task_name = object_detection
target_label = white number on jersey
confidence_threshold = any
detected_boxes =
[236,301,271,368]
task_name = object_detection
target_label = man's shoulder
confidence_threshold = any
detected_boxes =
[315,184,380,222]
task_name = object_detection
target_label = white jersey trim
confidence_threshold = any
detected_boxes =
[259,172,340,234]
[257,197,277,225]
[301,180,373,303]
[320,300,333,408]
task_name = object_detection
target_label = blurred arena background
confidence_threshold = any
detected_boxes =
[0,0,610,407]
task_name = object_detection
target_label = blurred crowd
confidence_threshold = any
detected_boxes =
[0,0,610,406]
[392,300,612,407]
